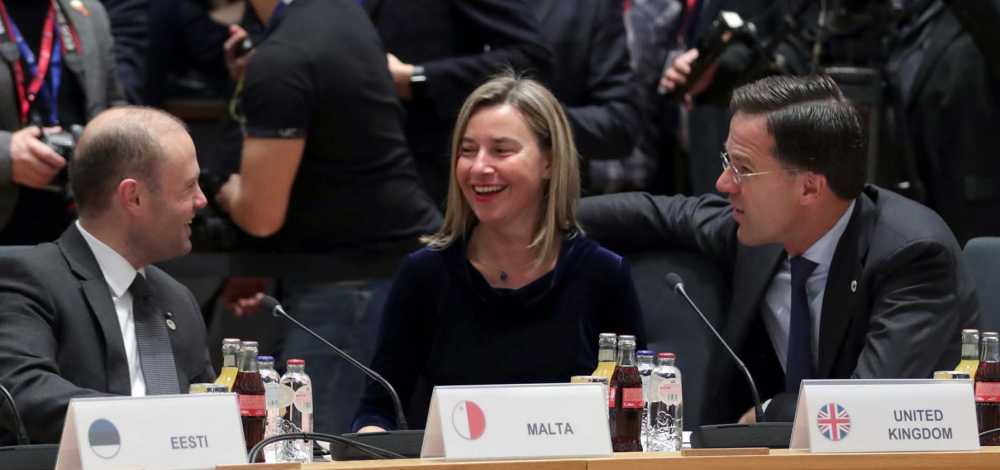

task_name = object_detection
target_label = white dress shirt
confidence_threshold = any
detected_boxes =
[762,201,856,372]
[76,221,147,396]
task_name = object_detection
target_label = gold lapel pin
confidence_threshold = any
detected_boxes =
[851,280,858,293]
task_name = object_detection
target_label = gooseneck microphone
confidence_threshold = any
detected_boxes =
[260,296,408,431]
[665,273,765,423]
[0,381,28,445]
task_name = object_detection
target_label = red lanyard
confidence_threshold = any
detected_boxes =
[0,0,63,124]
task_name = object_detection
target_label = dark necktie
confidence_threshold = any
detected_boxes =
[129,273,180,395]
[785,256,818,393]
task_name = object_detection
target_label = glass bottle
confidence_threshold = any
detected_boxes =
[955,329,981,378]
[609,335,642,452]
[592,333,618,382]
[647,353,683,451]
[975,332,1000,445]
[277,359,313,463]
[214,338,241,391]
[232,341,266,454]
[636,350,655,451]
[258,356,281,462]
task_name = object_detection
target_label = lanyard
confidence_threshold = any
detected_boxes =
[0,0,66,124]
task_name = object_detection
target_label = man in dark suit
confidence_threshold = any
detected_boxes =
[579,75,980,424]
[532,0,641,193]
[0,0,128,245]
[363,0,553,203]
[0,106,214,444]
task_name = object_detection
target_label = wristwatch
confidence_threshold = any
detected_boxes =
[410,65,426,100]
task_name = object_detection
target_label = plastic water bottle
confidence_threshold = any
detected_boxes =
[647,352,683,451]
[257,356,280,462]
[277,359,313,463]
[636,350,655,450]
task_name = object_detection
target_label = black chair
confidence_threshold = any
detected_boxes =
[963,237,1000,333]
[624,248,728,431]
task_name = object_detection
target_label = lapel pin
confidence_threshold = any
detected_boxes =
[851,280,857,293]
[166,318,177,331]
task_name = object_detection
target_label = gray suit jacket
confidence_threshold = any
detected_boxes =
[579,185,981,424]
[0,225,214,444]
[0,0,126,231]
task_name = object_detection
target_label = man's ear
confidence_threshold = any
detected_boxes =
[118,179,143,216]
[800,172,826,206]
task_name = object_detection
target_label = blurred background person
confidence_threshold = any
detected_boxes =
[353,73,646,432]
[0,0,126,245]
[215,0,442,435]
[363,0,554,204]
[532,0,641,195]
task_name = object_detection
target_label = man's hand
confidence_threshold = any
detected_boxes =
[216,173,241,214]
[220,278,267,317]
[223,24,255,80]
[738,406,757,424]
[386,53,414,101]
[660,48,719,110]
[357,426,387,434]
[9,126,66,189]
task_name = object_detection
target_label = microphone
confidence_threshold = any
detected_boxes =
[0,381,28,445]
[260,296,408,431]
[666,273,764,423]
[665,273,792,448]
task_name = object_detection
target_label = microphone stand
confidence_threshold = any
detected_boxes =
[666,274,792,449]
[263,297,424,459]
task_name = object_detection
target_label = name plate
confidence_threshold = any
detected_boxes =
[55,394,247,470]
[790,379,980,453]
[421,383,612,461]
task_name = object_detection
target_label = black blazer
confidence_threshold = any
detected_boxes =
[363,0,553,202]
[0,225,215,443]
[533,0,640,165]
[578,185,980,424]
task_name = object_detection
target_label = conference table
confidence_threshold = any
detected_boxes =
[214,447,1000,470]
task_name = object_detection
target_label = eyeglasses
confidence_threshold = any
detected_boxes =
[720,152,800,187]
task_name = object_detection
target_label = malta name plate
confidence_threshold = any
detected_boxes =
[55,394,247,470]
[421,383,612,461]
[790,379,980,453]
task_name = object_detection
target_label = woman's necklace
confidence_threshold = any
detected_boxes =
[470,246,538,283]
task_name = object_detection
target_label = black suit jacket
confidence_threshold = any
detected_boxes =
[533,0,640,167]
[363,0,553,202]
[578,185,980,424]
[0,225,215,443]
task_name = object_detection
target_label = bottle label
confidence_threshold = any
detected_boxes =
[264,382,280,409]
[975,381,1000,402]
[238,394,266,417]
[658,381,682,405]
[277,383,296,409]
[294,385,313,414]
[608,386,616,408]
[622,387,644,409]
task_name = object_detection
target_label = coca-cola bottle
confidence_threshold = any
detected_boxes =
[233,341,266,454]
[976,332,1000,445]
[609,335,642,452]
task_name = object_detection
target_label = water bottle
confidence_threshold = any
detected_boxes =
[257,356,280,462]
[647,352,683,451]
[277,359,313,463]
[636,350,655,451]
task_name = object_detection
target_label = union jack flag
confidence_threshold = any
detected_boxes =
[816,403,851,441]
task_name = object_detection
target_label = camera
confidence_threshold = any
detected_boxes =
[41,124,84,193]
[188,170,247,251]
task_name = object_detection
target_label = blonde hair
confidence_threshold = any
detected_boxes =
[421,71,583,265]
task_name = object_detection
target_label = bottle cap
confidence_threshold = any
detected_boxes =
[287,359,306,365]
[658,352,676,358]
[599,333,617,341]
[637,350,655,356]
[257,356,274,362]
